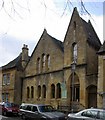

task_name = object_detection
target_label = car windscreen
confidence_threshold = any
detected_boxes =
[38,105,55,112]
[99,110,105,119]
[4,103,18,108]
[4,103,12,108]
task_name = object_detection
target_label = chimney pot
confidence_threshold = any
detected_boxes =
[22,44,29,68]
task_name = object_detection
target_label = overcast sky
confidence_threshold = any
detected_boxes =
[0,0,104,66]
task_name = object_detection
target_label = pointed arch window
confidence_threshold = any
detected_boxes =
[2,93,5,102]
[6,93,9,102]
[72,43,77,63]
[37,85,41,98]
[42,54,46,72]
[31,86,34,98]
[46,54,50,70]
[73,21,76,42]
[74,21,76,30]
[56,83,61,98]
[37,57,40,73]
[51,84,55,98]
[27,87,30,99]
[42,85,46,98]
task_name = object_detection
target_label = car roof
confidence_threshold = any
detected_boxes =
[21,103,50,106]
[86,108,105,111]
[76,108,105,115]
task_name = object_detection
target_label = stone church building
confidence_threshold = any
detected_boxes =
[0,7,105,111]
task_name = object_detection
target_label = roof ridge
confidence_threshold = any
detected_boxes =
[2,53,22,70]
[81,17,101,50]
[98,41,105,54]
[47,33,64,52]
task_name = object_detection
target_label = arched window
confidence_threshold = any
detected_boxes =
[74,21,76,30]
[72,43,77,63]
[42,85,46,98]
[27,87,30,99]
[51,84,55,98]
[6,93,9,102]
[37,85,41,98]
[56,83,61,98]
[46,54,50,70]
[42,54,46,72]
[37,57,40,73]
[2,93,5,102]
[31,86,34,98]
[73,21,76,42]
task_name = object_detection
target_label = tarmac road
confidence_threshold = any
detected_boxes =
[0,115,21,120]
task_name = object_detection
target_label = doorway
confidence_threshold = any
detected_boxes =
[87,85,97,108]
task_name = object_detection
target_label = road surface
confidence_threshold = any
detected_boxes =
[0,115,21,120]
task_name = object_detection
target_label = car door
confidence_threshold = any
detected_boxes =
[31,106,41,120]
[81,110,98,119]
[25,105,40,120]
[24,105,32,119]
[0,104,2,114]
[98,110,105,120]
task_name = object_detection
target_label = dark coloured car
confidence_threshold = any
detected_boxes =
[19,103,67,120]
[67,108,105,120]
[0,102,19,116]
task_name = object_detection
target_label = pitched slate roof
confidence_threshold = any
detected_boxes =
[34,29,63,52]
[2,53,22,71]
[98,41,105,54]
[47,33,64,52]
[27,29,64,67]
[81,18,101,50]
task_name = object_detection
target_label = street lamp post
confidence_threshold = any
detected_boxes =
[71,61,76,113]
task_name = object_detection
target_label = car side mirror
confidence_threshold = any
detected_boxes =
[35,111,39,114]
[81,112,85,116]
[2,105,4,107]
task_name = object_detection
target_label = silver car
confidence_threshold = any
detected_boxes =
[67,108,105,120]
[19,103,67,120]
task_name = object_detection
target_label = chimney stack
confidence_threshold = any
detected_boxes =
[22,44,29,68]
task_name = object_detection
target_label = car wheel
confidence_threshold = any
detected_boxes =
[22,115,26,120]
[40,118,47,120]
[3,111,7,116]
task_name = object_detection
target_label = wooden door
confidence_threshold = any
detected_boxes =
[88,86,97,108]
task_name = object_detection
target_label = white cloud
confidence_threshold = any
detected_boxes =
[86,0,104,2]
[92,15,103,43]
[0,0,58,40]
[0,0,104,66]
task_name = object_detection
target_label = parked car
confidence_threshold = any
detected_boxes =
[67,108,105,120]
[19,103,67,120]
[0,102,19,116]
[0,102,3,114]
